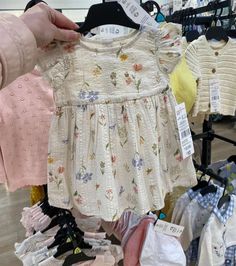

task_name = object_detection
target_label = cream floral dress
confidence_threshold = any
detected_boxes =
[38,23,197,221]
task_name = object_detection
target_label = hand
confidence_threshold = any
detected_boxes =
[20,3,80,47]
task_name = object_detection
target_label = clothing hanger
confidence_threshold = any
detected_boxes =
[24,0,47,12]
[228,155,236,164]
[76,2,140,34]
[186,12,200,42]
[191,168,209,191]
[200,184,217,195]
[54,240,93,259]
[54,224,94,265]
[217,181,230,209]
[63,252,95,266]
[141,1,161,15]
[205,6,229,42]
[41,210,74,233]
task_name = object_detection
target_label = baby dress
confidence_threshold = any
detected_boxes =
[38,23,197,221]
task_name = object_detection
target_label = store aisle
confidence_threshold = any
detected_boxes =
[0,187,29,265]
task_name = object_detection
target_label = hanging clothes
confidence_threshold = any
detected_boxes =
[38,23,197,221]
[0,69,55,191]
[185,36,236,119]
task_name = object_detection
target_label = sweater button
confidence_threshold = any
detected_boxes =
[215,51,219,56]
[212,68,216,73]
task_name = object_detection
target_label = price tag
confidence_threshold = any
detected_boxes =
[105,0,159,29]
[175,102,194,160]
[155,220,184,238]
[209,79,221,113]
[93,25,130,37]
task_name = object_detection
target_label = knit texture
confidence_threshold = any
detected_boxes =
[185,36,236,117]
[0,70,54,191]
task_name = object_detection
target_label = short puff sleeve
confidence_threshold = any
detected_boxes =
[37,42,71,91]
[156,23,182,74]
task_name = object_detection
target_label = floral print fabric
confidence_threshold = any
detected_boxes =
[38,23,196,221]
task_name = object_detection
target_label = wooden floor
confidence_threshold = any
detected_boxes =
[0,120,235,266]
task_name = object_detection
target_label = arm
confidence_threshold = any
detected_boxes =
[0,14,37,89]
[0,3,80,90]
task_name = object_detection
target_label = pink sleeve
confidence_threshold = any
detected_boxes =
[0,14,37,89]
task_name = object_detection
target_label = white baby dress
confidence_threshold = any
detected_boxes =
[38,23,197,221]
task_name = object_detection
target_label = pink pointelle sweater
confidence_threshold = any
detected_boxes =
[0,70,55,191]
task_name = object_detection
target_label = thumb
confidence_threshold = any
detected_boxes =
[54,28,80,42]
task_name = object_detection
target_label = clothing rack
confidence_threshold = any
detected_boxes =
[166,0,236,168]
[194,161,228,185]
[192,118,236,167]
[166,0,233,24]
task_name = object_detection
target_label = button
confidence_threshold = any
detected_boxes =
[215,51,219,56]
[212,68,216,73]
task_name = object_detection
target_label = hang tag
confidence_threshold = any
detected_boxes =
[209,79,221,113]
[93,25,130,37]
[155,220,184,238]
[106,0,159,29]
[175,102,194,160]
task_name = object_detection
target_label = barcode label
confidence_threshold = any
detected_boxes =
[181,128,191,139]
[175,103,194,160]
[115,0,159,29]
[209,79,221,113]
[212,96,219,101]
[155,220,184,237]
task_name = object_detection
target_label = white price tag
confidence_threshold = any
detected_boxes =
[106,0,159,29]
[175,102,194,160]
[155,220,184,238]
[94,25,129,37]
[209,79,221,113]
[173,0,183,12]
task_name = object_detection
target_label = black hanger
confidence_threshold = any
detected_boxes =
[24,0,47,12]
[141,1,161,15]
[53,223,93,260]
[217,194,230,209]
[192,169,209,191]
[217,181,230,209]
[77,2,140,34]
[192,180,208,191]
[41,210,73,233]
[205,6,229,42]
[200,184,217,196]
[54,240,92,258]
[228,155,236,164]
[206,26,229,42]
[186,12,199,42]
[63,252,95,266]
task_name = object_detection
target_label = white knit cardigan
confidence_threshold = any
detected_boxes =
[185,36,236,117]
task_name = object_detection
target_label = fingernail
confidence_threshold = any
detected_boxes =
[74,23,80,29]
[71,32,80,40]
